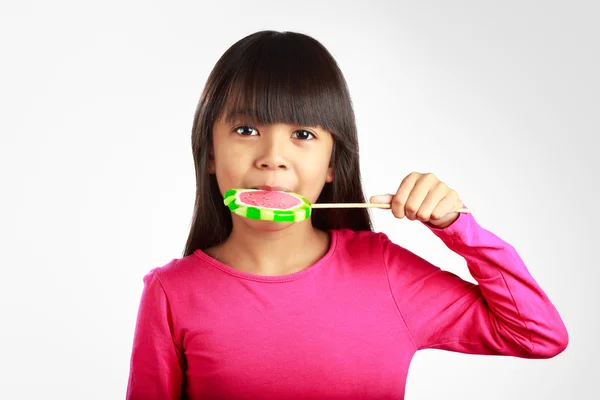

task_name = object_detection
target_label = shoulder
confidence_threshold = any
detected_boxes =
[332,227,390,248]
[327,228,417,281]
[140,250,210,293]
[331,228,415,264]
[329,228,394,261]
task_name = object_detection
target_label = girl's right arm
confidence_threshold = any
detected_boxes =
[126,269,185,399]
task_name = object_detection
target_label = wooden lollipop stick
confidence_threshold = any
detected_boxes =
[311,203,471,213]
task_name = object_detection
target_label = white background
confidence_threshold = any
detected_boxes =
[1,0,598,399]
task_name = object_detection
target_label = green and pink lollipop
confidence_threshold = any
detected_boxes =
[223,188,312,222]
[223,188,471,222]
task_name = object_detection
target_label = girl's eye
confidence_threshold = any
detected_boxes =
[292,130,315,140]
[234,126,258,136]
[233,126,314,140]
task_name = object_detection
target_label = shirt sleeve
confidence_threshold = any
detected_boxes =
[126,269,185,399]
[380,211,569,358]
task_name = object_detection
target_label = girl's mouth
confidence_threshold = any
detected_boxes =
[251,185,290,192]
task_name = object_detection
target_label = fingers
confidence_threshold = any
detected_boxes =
[414,180,452,221]
[429,194,459,221]
[405,173,442,220]
[396,173,447,220]
[371,172,461,223]
[390,172,420,219]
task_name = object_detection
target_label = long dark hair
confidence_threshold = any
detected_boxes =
[183,30,372,257]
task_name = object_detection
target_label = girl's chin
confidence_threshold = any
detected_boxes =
[232,215,306,233]
[244,219,295,232]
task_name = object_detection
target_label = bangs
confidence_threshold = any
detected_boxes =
[218,33,352,136]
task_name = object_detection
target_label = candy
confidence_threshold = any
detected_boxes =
[223,188,312,222]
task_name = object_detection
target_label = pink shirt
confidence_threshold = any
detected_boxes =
[126,212,568,399]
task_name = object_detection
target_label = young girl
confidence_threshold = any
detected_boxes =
[126,30,568,399]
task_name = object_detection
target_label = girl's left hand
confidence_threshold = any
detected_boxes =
[369,172,465,229]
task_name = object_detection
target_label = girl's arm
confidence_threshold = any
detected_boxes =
[126,269,185,399]
[380,212,568,357]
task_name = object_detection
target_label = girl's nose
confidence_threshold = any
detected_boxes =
[256,154,289,170]
[255,136,289,170]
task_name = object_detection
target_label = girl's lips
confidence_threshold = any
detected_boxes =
[252,185,290,192]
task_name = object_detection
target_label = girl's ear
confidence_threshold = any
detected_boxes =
[326,166,334,183]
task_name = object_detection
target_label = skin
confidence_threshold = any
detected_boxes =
[205,113,465,276]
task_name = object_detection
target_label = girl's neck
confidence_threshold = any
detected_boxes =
[213,220,330,276]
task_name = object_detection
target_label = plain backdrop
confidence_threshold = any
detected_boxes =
[1,0,598,399]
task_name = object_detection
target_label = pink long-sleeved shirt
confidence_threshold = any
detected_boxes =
[126,212,568,399]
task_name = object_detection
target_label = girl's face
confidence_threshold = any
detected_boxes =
[210,113,334,207]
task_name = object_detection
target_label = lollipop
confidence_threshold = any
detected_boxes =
[224,188,471,222]
[223,188,312,222]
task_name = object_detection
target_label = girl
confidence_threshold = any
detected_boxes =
[126,30,568,399]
